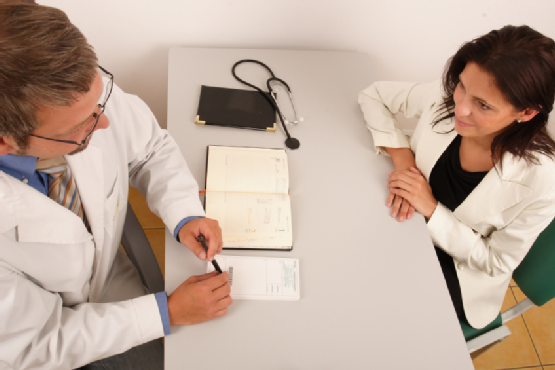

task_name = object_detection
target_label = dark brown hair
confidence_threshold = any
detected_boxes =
[434,25,555,166]
[0,3,97,149]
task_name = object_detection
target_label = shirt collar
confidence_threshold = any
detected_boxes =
[0,153,39,181]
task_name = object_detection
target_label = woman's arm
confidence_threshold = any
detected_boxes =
[428,197,555,276]
[358,81,441,221]
[384,148,417,221]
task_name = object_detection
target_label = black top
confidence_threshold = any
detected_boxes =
[429,135,489,212]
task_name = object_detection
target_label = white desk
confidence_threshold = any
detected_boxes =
[165,48,473,369]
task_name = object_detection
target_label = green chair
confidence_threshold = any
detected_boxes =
[462,217,555,357]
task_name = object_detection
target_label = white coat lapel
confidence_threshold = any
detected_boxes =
[3,173,91,244]
[66,145,105,253]
[455,156,532,226]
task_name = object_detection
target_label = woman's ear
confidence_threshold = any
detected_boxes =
[519,108,539,123]
[0,137,16,155]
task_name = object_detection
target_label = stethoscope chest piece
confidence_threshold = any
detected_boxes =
[285,137,300,150]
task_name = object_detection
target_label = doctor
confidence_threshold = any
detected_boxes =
[0,3,231,369]
[359,25,555,329]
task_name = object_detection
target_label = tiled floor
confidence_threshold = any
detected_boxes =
[129,187,166,278]
[128,186,555,370]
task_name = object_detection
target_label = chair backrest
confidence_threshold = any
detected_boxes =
[512,217,555,306]
[120,203,165,293]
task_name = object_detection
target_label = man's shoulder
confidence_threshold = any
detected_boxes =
[0,171,18,233]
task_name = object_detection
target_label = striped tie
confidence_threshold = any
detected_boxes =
[36,156,85,221]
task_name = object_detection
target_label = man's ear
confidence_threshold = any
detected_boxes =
[0,137,16,155]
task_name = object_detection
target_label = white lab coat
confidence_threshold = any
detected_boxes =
[0,79,205,369]
[359,80,555,329]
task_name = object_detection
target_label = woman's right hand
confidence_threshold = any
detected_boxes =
[384,147,417,222]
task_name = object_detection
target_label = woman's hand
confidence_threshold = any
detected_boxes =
[386,188,415,222]
[385,147,417,222]
[387,167,438,219]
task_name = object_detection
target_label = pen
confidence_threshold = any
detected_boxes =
[197,234,223,273]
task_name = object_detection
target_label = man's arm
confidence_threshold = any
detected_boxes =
[0,260,163,370]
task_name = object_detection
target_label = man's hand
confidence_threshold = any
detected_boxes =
[178,218,223,261]
[385,147,417,222]
[387,167,438,219]
[167,271,232,326]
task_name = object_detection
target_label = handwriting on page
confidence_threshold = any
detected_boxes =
[225,154,287,194]
[205,192,292,247]
[206,147,289,194]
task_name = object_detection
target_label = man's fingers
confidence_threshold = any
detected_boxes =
[184,234,207,260]
[206,234,222,261]
[201,271,230,291]
[212,307,229,319]
[193,270,220,283]
[198,220,223,261]
[215,295,233,311]
[212,279,232,299]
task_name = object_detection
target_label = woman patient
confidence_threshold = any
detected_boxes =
[358,25,555,329]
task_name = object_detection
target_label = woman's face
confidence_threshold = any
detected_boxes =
[453,62,526,142]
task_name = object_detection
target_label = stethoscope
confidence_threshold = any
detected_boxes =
[232,59,301,150]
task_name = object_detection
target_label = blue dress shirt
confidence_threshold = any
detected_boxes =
[0,153,202,336]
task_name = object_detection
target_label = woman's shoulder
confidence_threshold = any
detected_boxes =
[500,152,555,191]
[361,80,442,99]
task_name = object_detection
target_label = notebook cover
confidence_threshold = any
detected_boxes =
[196,85,277,131]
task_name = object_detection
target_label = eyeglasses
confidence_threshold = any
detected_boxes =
[29,66,114,146]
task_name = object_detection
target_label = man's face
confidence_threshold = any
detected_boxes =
[10,70,110,159]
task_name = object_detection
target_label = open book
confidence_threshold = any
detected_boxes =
[204,146,293,250]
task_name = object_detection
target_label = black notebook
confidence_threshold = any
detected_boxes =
[195,85,276,131]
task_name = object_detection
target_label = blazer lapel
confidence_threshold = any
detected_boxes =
[455,155,532,226]
[416,118,458,179]
[66,145,105,253]
[415,118,532,227]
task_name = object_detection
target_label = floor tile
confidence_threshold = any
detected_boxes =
[513,287,555,365]
[544,365,555,369]
[145,229,165,279]
[128,186,165,229]
[472,288,541,370]
[509,278,517,287]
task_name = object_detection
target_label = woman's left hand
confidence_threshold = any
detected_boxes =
[387,167,438,219]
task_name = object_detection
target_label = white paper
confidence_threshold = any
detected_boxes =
[207,255,300,300]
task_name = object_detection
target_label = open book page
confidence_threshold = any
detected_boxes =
[205,146,293,249]
[206,146,289,194]
[205,191,292,248]
[207,255,300,301]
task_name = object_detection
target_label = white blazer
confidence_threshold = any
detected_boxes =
[359,80,555,329]
[0,78,205,369]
